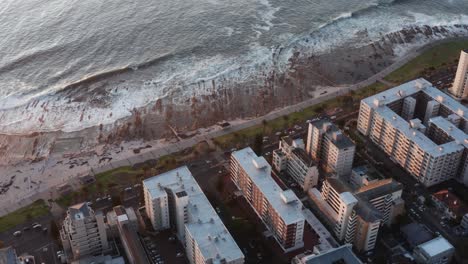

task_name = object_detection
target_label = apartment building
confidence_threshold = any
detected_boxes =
[308,177,400,252]
[306,120,355,177]
[450,50,468,99]
[413,236,455,264]
[354,178,404,226]
[311,178,358,241]
[272,136,319,191]
[60,202,109,260]
[230,147,305,252]
[357,79,468,187]
[143,166,244,264]
[111,206,149,264]
[345,203,381,252]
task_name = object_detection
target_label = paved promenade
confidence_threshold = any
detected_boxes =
[0,39,451,216]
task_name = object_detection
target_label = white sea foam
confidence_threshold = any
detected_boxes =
[0,0,467,134]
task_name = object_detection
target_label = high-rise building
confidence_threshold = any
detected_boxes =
[345,203,381,252]
[272,136,319,191]
[109,206,149,264]
[413,236,455,264]
[143,166,244,264]
[306,120,355,177]
[450,50,468,99]
[308,176,403,252]
[357,79,468,187]
[60,202,109,260]
[354,177,404,226]
[230,147,305,252]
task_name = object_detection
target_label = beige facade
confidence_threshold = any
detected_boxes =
[306,120,355,177]
[60,203,109,261]
[450,50,468,99]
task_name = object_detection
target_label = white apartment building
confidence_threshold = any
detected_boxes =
[450,50,468,99]
[413,236,455,264]
[60,202,109,261]
[309,177,389,252]
[345,204,381,252]
[143,166,244,264]
[306,120,355,177]
[231,147,305,252]
[357,79,468,187]
[272,136,319,191]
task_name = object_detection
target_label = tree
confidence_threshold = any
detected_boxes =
[261,119,268,134]
[50,220,60,241]
[112,194,122,207]
[252,133,264,156]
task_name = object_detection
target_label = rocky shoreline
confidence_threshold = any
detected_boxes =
[0,25,468,167]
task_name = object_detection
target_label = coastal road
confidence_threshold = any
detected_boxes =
[0,38,457,217]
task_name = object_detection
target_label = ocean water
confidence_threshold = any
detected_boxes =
[0,0,467,133]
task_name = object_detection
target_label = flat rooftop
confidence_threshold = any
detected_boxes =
[143,166,244,263]
[363,78,467,121]
[375,103,465,156]
[301,244,363,264]
[231,148,305,225]
[310,119,355,149]
[417,236,454,257]
[362,78,468,156]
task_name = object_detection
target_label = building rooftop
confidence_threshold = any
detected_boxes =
[326,177,352,194]
[354,202,382,223]
[401,223,433,247]
[299,244,363,264]
[363,78,468,156]
[231,148,305,224]
[292,148,315,167]
[143,166,243,263]
[310,120,355,149]
[356,179,403,200]
[433,190,468,218]
[375,104,464,156]
[417,236,454,257]
[68,202,92,220]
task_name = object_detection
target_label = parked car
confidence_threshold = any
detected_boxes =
[13,231,22,237]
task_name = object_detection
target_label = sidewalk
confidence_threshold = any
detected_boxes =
[0,39,448,216]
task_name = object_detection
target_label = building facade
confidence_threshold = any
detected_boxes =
[272,136,319,191]
[306,120,355,177]
[308,177,398,252]
[231,147,305,252]
[357,79,468,187]
[143,166,244,264]
[60,202,109,261]
[450,50,468,99]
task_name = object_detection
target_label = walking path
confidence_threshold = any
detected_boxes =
[0,39,451,216]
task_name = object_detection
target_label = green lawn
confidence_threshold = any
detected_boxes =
[0,199,49,233]
[56,166,145,207]
[385,40,468,84]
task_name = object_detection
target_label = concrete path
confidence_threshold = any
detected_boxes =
[0,39,449,216]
